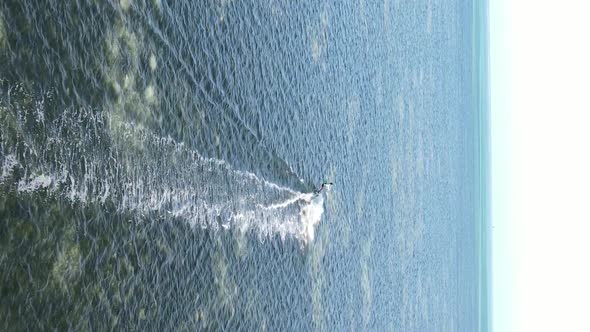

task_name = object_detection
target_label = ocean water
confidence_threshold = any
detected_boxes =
[0,0,487,331]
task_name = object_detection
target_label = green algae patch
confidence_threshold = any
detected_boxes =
[0,14,6,50]
[51,226,82,293]
[149,53,157,72]
[120,0,132,11]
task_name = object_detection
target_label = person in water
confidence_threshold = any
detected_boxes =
[314,182,333,194]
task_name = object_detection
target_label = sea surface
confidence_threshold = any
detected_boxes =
[0,0,488,330]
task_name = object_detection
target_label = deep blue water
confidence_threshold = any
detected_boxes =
[0,0,486,330]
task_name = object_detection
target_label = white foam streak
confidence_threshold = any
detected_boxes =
[299,195,324,243]
[0,104,325,244]
[257,193,309,211]
[17,174,52,192]
[0,154,18,182]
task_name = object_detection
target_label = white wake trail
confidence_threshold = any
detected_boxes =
[0,88,324,244]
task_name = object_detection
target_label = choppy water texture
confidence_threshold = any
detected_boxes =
[1,0,481,330]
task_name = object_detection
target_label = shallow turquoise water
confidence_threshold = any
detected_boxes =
[0,0,486,330]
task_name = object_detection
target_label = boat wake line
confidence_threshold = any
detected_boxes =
[0,84,324,244]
